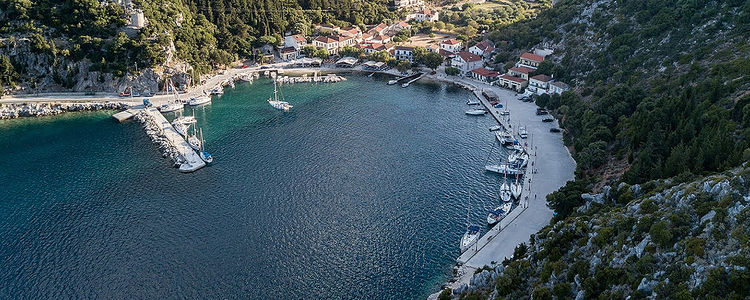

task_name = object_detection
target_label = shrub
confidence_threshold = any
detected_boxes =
[649,221,673,248]
[445,67,460,76]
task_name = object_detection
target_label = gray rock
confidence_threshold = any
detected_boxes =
[454,283,467,295]
[703,181,712,193]
[631,184,641,196]
[574,274,581,288]
[635,236,651,258]
[700,210,716,224]
[575,290,584,300]
[637,277,656,294]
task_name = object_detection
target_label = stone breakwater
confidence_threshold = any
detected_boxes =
[0,102,129,119]
[132,111,186,168]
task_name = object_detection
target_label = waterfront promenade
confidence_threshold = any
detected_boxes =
[427,76,576,298]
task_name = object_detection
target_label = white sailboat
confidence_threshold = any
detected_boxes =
[500,181,512,203]
[511,174,522,200]
[187,125,202,151]
[495,130,513,145]
[486,202,513,226]
[460,225,481,253]
[485,164,523,175]
[159,79,184,113]
[198,128,213,163]
[467,99,480,105]
[268,73,293,111]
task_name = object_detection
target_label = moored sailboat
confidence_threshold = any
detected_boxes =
[268,73,293,111]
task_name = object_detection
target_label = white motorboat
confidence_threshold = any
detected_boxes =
[238,74,253,82]
[485,164,523,175]
[210,87,224,95]
[268,75,293,111]
[467,99,480,105]
[487,202,513,225]
[460,225,481,253]
[388,79,399,85]
[465,109,487,116]
[518,126,528,139]
[489,125,502,131]
[508,150,529,164]
[401,82,409,88]
[173,123,188,137]
[188,95,211,106]
[500,182,512,202]
[495,130,513,145]
[159,102,183,113]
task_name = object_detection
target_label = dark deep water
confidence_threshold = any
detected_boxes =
[0,75,507,299]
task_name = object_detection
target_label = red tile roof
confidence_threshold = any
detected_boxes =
[500,74,527,84]
[520,52,544,62]
[441,39,461,45]
[280,47,297,54]
[290,34,306,42]
[456,51,482,62]
[471,68,499,77]
[473,41,494,53]
[315,36,337,44]
[531,74,552,82]
[509,66,535,74]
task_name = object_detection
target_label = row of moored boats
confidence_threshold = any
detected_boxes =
[460,96,533,253]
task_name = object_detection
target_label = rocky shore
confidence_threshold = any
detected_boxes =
[0,102,129,120]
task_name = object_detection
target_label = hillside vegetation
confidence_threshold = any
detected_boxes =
[489,0,750,189]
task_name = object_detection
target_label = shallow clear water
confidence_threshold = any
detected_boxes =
[0,75,509,299]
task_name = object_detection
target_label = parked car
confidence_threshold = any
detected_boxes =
[536,108,548,115]
[550,127,562,133]
[542,117,554,122]
[500,110,510,116]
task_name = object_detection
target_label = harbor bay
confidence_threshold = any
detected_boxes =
[2,76,516,299]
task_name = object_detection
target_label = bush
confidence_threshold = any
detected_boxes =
[649,221,673,248]
[438,289,452,300]
[445,67,460,76]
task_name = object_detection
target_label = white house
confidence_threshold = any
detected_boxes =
[313,36,339,55]
[470,68,499,83]
[283,34,307,50]
[498,74,528,92]
[394,46,415,62]
[528,74,552,94]
[335,35,356,48]
[518,52,544,69]
[451,51,483,75]
[279,47,299,61]
[439,39,462,53]
[469,40,494,59]
[508,66,534,80]
[407,9,439,22]
[391,21,412,33]
[549,81,570,95]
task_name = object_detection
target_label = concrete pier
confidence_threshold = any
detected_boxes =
[142,107,206,173]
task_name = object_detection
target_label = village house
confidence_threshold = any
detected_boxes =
[469,40,494,59]
[470,68,499,83]
[362,43,394,55]
[549,81,570,95]
[283,34,306,50]
[508,66,534,80]
[451,51,483,75]
[394,46,415,62]
[440,39,462,53]
[394,0,424,9]
[368,23,388,36]
[340,26,363,42]
[425,44,439,53]
[335,35,356,48]
[391,21,412,33]
[279,47,299,61]
[498,74,528,92]
[368,34,392,45]
[518,52,544,69]
[406,9,439,22]
[528,74,552,94]
[313,36,339,55]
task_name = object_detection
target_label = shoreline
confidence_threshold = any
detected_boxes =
[0,63,576,299]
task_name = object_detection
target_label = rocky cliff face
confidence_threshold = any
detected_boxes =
[1,39,186,94]
[447,168,750,299]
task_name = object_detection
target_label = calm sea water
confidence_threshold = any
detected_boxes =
[0,75,507,299]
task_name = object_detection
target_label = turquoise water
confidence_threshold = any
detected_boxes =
[1,75,504,299]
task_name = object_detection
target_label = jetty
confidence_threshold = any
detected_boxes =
[400,72,425,88]
[145,108,205,172]
[387,72,423,85]
[112,108,139,122]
